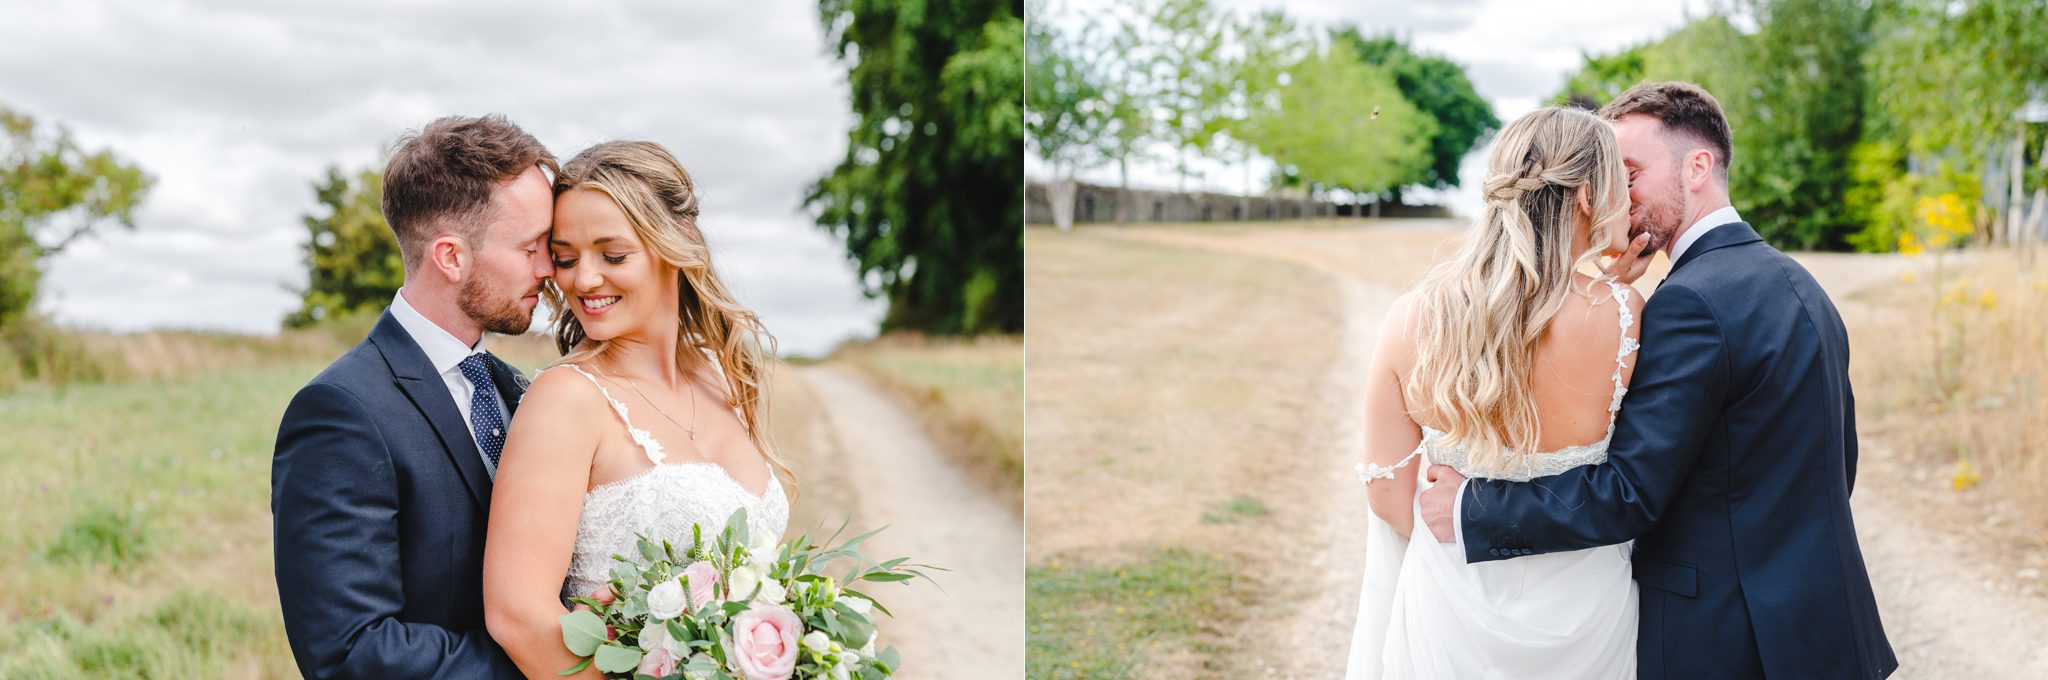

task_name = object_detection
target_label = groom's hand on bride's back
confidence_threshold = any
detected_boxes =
[1420,464,1467,543]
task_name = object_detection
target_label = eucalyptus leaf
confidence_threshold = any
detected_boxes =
[593,643,645,674]
[560,610,607,656]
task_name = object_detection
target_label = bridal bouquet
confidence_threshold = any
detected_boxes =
[559,509,934,679]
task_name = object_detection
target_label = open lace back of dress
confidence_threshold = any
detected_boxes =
[1357,280,1639,484]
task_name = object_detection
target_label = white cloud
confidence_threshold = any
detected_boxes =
[3,0,883,355]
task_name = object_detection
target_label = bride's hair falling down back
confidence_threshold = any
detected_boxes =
[1406,107,1631,475]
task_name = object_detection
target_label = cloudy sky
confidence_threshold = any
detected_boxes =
[1026,0,1707,217]
[2,0,883,356]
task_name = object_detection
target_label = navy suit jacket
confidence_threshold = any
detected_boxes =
[271,311,527,679]
[1459,222,1896,679]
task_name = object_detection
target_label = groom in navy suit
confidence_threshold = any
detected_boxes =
[271,115,557,679]
[1419,82,1896,679]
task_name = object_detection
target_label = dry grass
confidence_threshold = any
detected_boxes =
[829,333,1024,510]
[1026,222,1364,677]
[1842,248,2048,535]
[0,318,853,677]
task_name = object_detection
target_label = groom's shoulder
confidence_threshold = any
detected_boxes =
[296,337,394,403]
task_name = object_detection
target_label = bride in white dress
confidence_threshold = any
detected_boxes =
[482,141,793,678]
[1346,107,1653,679]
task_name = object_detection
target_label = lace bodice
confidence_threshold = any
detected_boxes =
[550,364,788,602]
[1359,280,1639,484]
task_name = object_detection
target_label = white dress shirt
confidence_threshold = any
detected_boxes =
[1669,205,1743,264]
[390,289,509,477]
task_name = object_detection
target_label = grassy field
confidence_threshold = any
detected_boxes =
[0,318,1006,678]
[1024,223,1363,678]
[1842,249,2048,538]
[0,361,318,678]
[830,333,1025,509]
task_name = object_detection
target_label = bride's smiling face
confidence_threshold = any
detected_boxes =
[549,187,682,343]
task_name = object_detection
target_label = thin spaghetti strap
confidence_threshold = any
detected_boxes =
[545,363,669,465]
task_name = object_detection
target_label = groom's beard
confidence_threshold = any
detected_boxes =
[1641,177,1687,252]
[459,274,536,336]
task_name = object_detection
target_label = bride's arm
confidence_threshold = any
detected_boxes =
[1362,293,1426,537]
[484,369,605,679]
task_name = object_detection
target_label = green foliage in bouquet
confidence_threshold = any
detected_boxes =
[558,508,937,680]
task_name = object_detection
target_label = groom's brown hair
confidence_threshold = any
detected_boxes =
[382,114,559,273]
[1598,81,1733,185]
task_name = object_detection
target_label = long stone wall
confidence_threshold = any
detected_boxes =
[1024,181,1452,225]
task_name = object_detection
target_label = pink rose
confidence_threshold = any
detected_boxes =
[730,604,801,680]
[637,639,682,677]
[680,561,721,610]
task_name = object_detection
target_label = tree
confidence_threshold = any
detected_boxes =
[1218,9,1308,221]
[284,166,403,328]
[1094,0,1160,225]
[1334,31,1500,194]
[1870,0,2048,247]
[1257,47,1434,216]
[809,0,1024,335]
[1026,0,1107,231]
[1146,0,1229,193]
[1734,0,1873,250]
[0,106,152,329]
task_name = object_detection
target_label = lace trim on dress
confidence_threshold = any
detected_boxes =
[1356,280,1639,484]
[553,363,668,465]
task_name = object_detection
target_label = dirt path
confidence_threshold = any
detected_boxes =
[1792,253,2048,678]
[1040,222,2048,677]
[794,365,1025,678]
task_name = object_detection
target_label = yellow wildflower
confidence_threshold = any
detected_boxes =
[1952,457,1980,491]
[1979,289,1998,310]
[1900,270,1917,283]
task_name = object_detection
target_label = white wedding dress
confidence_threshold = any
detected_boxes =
[549,363,789,602]
[1346,281,1640,679]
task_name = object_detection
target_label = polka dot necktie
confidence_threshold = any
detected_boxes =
[457,353,506,469]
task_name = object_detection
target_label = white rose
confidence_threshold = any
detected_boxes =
[753,578,787,606]
[859,631,876,657]
[802,630,833,654]
[843,595,873,617]
[748,532,779,567]
[829,662,851,680]
[728,565,762,602]
[646,579,687,621]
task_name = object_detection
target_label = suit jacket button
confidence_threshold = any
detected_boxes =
[1489,548,1501,556]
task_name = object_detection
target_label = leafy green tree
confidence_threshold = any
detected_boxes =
[284,166,403,329]
[1734,0,1873,250]
[1026,0,1108,230]
[1257,47,1434,216]
[1217,9,1308,220]
[1333,31,1500,193]
[0,106,152,329]
[809,0,1024,335]
[1146,0,1230,193]
[1870,0,2048,245]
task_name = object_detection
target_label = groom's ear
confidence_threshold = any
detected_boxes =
[1687,149,1717,190]
[425,232,470,284]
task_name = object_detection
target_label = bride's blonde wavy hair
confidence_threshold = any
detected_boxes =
[1405,107,1630,475]
[542,141,794,496]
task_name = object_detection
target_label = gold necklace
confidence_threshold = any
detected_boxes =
[603,368,699,441]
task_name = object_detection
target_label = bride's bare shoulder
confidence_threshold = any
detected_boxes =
[513,363,614,424]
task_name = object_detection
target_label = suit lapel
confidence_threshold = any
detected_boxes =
[370,311,493,512]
